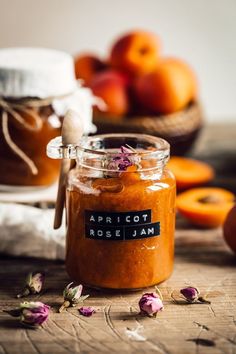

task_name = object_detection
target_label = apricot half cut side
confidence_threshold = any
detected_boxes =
[168,157,214,190]
[176,187,235,228]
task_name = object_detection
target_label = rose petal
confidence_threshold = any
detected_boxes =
[74,284,83,299]
[79,306,95,317]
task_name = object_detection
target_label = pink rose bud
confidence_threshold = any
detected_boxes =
[79,306,96,317]
[63,282,83,303]
[20,302,50,327]
[6,301,50,327]
[106,145,140,172]
[180,287,199,302]
[139,292,164,316]
[59,282,89,312]
[17,271,45,298]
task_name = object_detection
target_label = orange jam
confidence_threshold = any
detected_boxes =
[0,104,61,187]
[64,134,176,290]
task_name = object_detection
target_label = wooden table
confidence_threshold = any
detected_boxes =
[0,124,236,354]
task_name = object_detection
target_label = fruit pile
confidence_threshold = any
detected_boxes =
[74,30,197,117]
[74,32,236,255]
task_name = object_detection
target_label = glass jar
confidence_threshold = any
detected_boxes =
[48,133,176,290]
[0,48,95,189]
[0,103,61,187]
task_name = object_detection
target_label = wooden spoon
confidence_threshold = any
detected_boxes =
[54,109,84,229]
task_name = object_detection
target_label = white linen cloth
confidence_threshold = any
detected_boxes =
[0,203,65,260]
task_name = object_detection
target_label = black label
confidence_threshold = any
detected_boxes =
[85,209,151,226]
[85,209,160,241]
[124,223,160,240]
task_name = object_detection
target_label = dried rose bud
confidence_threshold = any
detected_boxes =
[106,145,140,172]
[139,292,164,316]
[180,287,199,303]
[6,301,50,328]
[17,271,45,298]
[79,306,96,317]
[59,282,89,312]
[20,302,50,327]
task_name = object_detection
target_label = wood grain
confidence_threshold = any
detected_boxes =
[0,123,236,354]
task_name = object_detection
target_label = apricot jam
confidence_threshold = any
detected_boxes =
[62,134,176,290]
[0,104,61,187]
[0,47,96,189]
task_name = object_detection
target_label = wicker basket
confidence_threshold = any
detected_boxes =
[93,101,203,155]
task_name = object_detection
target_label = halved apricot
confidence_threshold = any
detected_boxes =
[223,205,236,254]
[176,187,235,228]
[168,157,214,190]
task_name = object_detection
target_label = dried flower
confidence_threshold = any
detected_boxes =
[20,302,50,327]
[16,271,45,298]
[79,306,96,317]
[6,301,50,328]
[59,282,89,312]
[139,292,164,316]
[180,287,199,303]
[171,286,211,304]
[106,145,140,172]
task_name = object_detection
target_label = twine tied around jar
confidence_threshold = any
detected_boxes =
[0,96,57,175]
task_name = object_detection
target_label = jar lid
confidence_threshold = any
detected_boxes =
[0,48,77,98]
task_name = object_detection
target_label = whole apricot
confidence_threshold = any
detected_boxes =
[223,205,236,254]
[89,70,129,117]
[110,30,161,76]
[133,58,197,114]
[74,53,107,85]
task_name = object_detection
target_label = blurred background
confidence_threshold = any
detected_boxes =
[0,0,235,122]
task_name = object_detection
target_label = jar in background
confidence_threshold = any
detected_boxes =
[48,133,176,290]
[0,48,95,189]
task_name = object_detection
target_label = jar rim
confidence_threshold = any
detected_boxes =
[47,133,170,160]
[78,133,169,156]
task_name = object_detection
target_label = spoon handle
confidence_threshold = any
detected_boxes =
[53,109,84,229]
[54,160,70,229]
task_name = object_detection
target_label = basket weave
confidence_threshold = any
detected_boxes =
[93,101,203,155]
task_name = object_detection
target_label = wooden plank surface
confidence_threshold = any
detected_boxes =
[0,123,236,354]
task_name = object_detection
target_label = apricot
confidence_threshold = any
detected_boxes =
[176,187,235,228]
[133,58,197,114]
[89,70,129,117]
[74,53,107,85]
[110,30,161,76]
[168,157,214,190]
[223,205,236,254]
